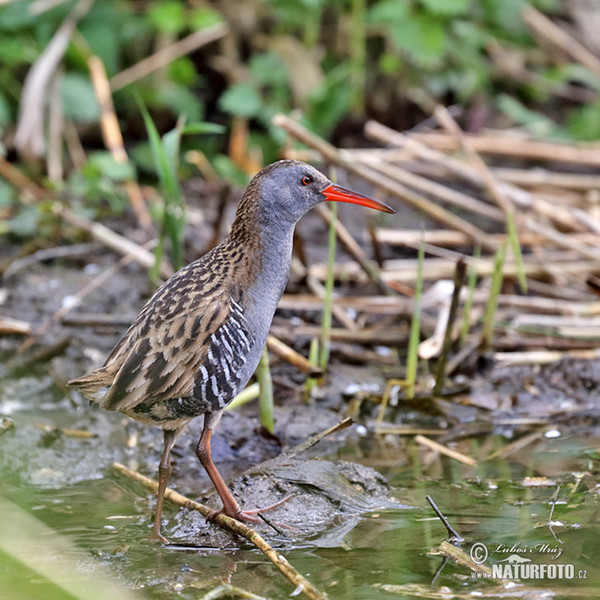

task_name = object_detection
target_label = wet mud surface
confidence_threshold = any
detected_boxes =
[2,215,600,597]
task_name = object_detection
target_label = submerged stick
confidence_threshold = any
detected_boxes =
[111,463,329,600]
[414,435,477,466]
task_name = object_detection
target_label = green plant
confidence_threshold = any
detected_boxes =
[405,236,425,400]
[257,347,274,434]
[319,202,337,371]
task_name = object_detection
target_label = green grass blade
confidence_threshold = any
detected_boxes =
[481,242,507,350]
[405,236,424,399]
[257,346,274,434]
[319,201,337,370]
[303,336,319,403]
[137,97,186,272]
[506,212,527,292]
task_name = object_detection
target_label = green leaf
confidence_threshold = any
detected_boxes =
[390,14,447,68]
[190,7,223,29]
[0,180,15,204]
[219,83,262,118]
[497,95,556,137]
[419,0,471,16]
[181,122,225,135]
[79,21,120,75]
[368,0,409,25]
[148,1,185,34]
[168,57,197,85]
[60,73,100,123]
[0,93,11,126]
[568,102,600,141]
[87,152,135,182]
[8,206,39,237]
[156,84,204,121]
[249,51,288,87]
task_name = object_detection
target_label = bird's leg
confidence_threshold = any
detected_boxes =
[196,423,289,523]
[152,428,178,542]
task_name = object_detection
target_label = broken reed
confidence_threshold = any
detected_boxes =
[405,236,425,399]
[481,242,507,350]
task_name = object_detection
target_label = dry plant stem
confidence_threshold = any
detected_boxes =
[522,6,600,77]
[270,324,408,346]
[314,205,392,295]
[283,417,353,459]
[486,430,544,461]
[111,463,329,600]
[376,228,600,248]
[14,0,95,159]
[487,39,597,104]
[433,258,467,396]
[0,157,47,200]
[414,434,477,466]
[55,205,173,279]
[273,113,496,252]
[0,316,32,335]
[279,292,413,316]
[491,168,600,191]
[359,153,505,222]
[306,276,359,330]
[410,131,600,167]
[434,105,514,216]
[110,24,228,91]
[266,335,323,377]
[88,55,152,230]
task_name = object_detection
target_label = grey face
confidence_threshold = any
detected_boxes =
[255,160,331,226]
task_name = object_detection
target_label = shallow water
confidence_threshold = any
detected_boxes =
[1,375,600,600]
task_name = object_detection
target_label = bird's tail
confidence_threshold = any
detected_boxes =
[67,368,113,404]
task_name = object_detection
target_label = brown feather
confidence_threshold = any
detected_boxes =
[68,231,262,417]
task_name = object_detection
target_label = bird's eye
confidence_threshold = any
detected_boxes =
[301,175,312,186]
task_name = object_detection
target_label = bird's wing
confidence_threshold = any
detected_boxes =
[100,286,250,412]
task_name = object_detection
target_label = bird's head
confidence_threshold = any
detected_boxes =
[237,160,394,232]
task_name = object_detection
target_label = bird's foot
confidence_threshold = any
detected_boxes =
[206,493,294,523]
[150,530,170,544]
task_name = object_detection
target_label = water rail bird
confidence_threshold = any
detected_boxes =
[68,159,394,541]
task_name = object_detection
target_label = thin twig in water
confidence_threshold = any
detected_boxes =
[426,495,464,543]
[111,463,329,600]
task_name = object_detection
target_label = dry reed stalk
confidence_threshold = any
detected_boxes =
[522,6,600,77]
[414,434,477,466]
[110,24,228,91]
[308,253,599,284]
[111,463,329,600]
[273,113,497,251]
[375,228,600,248]
[266,335,323,377]
[270,324,409,346]
[358,153,505,222]
[54,206,173,279]
[88,55,152,230]
[279,293,413,315]
[409,131,600,167]
[314,205,392,295]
